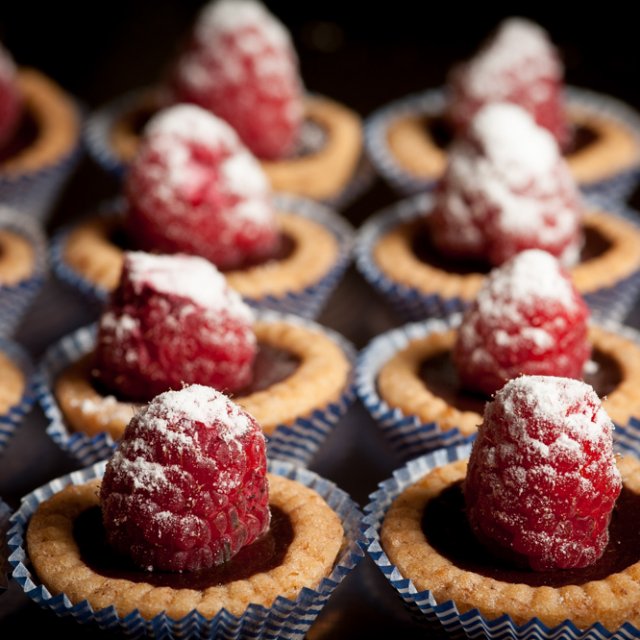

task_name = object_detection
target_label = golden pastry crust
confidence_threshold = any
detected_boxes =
[567,105,640,185]
[108,92,362,201]
[0,228,35,285]
[26,473,344,620]
[261,95,363,201]
[373,209,640,303]
[62,211,339,299]
[1,68,80,175]
[381,455,640,630]
[0,350,25,414]
[54,319,351,439]
[383,109,639,187]
[377,324,640,435]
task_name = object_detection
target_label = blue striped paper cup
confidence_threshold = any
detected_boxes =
[0,336,37,458]
[0,206,48,337]
[51,194,354,320]
[364,86,640,200]
[7,458,364,639]
[38,310,356,467]
[355,193,640,324]
[363,443,640,639]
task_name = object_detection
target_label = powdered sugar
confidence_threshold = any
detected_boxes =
[461,17,561,102]
[123,251,253,322]
[437,102,582,265]
[0,41,16,83]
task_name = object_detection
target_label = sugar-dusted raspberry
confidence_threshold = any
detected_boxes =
[0,41,22,149]
[465,375,622,571]
[169,0,304,160]
[447,17,568,149]
[100,384,270,572]
[93,251,256,402]
[428,102,583,266]
[125,104,280,271]
[453,249,591,396]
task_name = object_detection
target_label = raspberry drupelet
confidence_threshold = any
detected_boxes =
[453,249,591,397]
[125,103,280,271]
[100,384,270,572]
[447,17,568,149]
[428,102,583,267]
[93,251,256,402]
[169,0,304,160]
[465,375,622,572]
[0,41,22,149]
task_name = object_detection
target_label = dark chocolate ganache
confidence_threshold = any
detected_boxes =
[411,221,612,275]
[421,481,640,587]
[107,224,297,272]
[0,109,40,164]
[422,116,599,157]
[418,346,622,414]
[92,341,301,403]
[73,504,293,589]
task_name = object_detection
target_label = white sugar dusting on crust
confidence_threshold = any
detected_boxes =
[123,251,253,322]
[461,17,561,101]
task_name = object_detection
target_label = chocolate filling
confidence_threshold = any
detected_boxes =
[107,223,297,271]
[0,107,40,164]
[92,341,301,403]
[422,116,599,157]
[412,221,612,274]
[73,504,293,589]
[417,346,622,414]
[421,481,640,586]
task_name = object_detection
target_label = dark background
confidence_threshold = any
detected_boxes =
[2,2,640,229]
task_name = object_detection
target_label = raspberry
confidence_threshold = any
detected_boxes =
[100,384,270,572]
[428,102,583,267]
[0,41,22,149]
[465,375,622,571]
[93,251,256,402]
[125,104,280,271]
[453,249,591,396]
[447,18,568,149]
[169,0,304,160]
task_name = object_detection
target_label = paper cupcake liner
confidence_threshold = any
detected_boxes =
[0,336,37,457]
[356,314,476,461]
[0,206,48,337]
[357,313,640,462]
[7,458,364,639]
[51,194,354,320]
[364,86,640,201]
[363,443,640,639]
[0,498,10,593]
[0,100,84,224]
[38,310,357,467]
[355,192,640,324]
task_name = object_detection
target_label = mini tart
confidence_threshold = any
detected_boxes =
[0,348,25,414]
[375,88,640,192]
[61,209,340,301]
[54,319,351,441]
[26,473,344,620]
[372,206,640,308]
[377,323,640,437]
[103,89,362,202]
[380,454,640,630]
[0,68,80,176]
